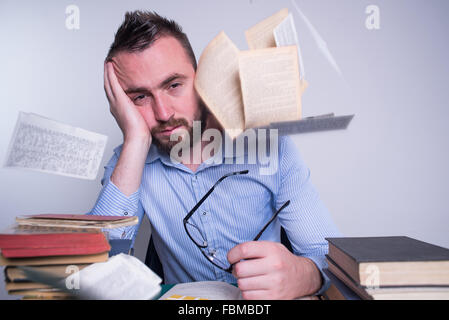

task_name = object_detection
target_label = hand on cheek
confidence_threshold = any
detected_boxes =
[227,241,320,300]
[104,62,152,143]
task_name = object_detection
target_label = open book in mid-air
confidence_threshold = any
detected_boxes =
[194,8,353,140]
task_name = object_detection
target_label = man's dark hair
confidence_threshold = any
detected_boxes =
[106,10,197,70]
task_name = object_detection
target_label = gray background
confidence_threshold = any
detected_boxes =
[1,0,448,299]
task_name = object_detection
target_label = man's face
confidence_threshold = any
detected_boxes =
[111,36,204,153]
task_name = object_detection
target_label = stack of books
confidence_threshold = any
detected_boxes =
[0,214,138,299]
[323,236,449,300]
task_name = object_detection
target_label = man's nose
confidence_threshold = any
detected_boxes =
[153,93,174,122]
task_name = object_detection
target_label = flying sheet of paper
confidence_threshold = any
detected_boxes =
[4,112,107,180]
[291,0,343,78]
[239,46,302,129]
[194,31,245,138]
[245,8,289,50]
[273,13,305,80]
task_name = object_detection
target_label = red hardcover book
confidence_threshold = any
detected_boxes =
[0,232,107,249]
[0,225,111,258]
[1,243,110,258]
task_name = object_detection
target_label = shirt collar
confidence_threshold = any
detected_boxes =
[145,144,164,164]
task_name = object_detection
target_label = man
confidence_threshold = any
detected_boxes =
[90,10,340,300]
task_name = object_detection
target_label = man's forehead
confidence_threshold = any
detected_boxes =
[111,36,194,90]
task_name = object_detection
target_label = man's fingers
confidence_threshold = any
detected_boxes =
[106,61,128,102]
[105,62,120,99]
[237,274,272,291]
[240,290,270,300]
[232,257,270,278]
[103,62,113,102]
[227,241,270,265]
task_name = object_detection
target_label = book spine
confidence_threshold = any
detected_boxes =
[1,244,110,258]
[0,233,107,248]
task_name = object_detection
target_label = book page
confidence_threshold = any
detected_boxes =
[0,223,99,235]
[4,112,107,180]
[239,46,302,129]
[194,31,245,139]
[65,253,162,300]
[273,13,306,81]
[159,281,242,300]
[14,217,139,229]
[245,8,289,50]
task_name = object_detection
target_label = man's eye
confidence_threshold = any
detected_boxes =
[132,94,150,106]
[134,94,146,101]
[170,83,181,89]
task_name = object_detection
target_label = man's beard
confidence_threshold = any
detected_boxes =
[150,102,209,155]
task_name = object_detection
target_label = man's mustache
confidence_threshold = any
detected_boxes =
[151,117,190,135]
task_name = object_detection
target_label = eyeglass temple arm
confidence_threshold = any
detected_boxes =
[227,200,291,274]
[184,170,249,222]
[252,200,291,241]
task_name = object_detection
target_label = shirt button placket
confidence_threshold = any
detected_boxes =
[193,174,223,280]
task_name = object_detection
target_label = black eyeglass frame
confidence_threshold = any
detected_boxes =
[183,170,291,273]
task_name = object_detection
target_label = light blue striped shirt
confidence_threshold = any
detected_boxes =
[88,135,340,294]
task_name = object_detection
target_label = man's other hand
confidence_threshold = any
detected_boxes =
[227,241,322,300]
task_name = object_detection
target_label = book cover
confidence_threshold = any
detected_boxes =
[0,231,107,248]
[0,225,110,257]
[326,236,449,263]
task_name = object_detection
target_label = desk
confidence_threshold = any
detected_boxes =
[156,284,175,299]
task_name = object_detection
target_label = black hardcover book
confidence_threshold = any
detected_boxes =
[325,236,449,287]
[327,236,449,262]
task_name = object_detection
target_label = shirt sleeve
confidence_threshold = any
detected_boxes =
[87,145,145,247]
[275,136,342,296]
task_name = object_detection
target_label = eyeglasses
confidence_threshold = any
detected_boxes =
[183,170,291,273]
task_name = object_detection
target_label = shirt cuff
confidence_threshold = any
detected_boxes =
[89,178,141,240]
[302,255,331,296]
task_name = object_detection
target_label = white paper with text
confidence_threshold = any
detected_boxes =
[4,112,107,180]
[273,13,305,79]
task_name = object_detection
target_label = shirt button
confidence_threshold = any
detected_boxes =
[124,211,128,216]
[202,211,207,216]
